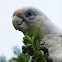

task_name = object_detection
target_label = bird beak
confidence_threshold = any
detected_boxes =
[12,15,29,31]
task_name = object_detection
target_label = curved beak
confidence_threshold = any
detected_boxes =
[12,15,29,32]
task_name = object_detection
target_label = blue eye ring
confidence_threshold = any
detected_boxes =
[25,10,36,20]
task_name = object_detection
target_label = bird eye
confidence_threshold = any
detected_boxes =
[26,11,32,17]
[25,10,36,20]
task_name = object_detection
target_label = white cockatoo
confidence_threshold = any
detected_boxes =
[12,7,62,62]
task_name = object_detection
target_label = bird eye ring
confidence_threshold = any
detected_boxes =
[25,10,36,20]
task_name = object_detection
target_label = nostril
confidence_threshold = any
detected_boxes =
[18,13,21,15]
[18,13,22,17]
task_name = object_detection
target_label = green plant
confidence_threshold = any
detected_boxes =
[3,26,47,62]
[12,26,47,62]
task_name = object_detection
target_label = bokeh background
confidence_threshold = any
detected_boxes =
[0,0,62,60]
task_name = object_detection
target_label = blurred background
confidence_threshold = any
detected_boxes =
[0,0,62,60]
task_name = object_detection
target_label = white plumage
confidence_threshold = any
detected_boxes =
[12,7,62,62]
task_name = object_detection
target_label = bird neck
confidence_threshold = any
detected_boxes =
[40,20,62,35]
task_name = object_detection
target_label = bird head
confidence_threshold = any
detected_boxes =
[12,7,61,37]
[12,7,44,36]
